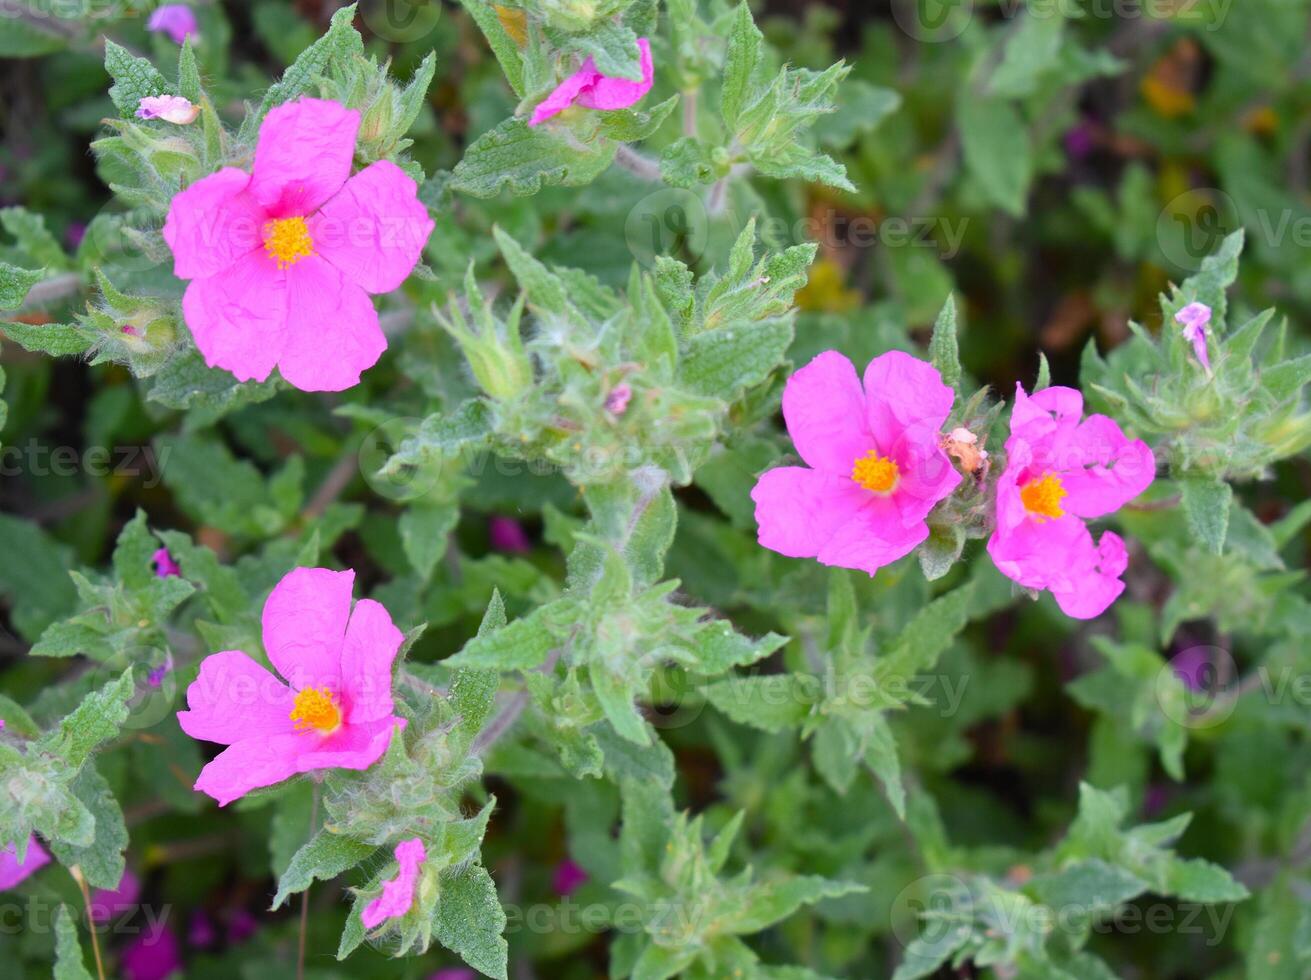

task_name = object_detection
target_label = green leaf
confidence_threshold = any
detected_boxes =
[877,584,975,686]
[459,0,525,97]
[446,603,558,671]
[104,40,170,118]
[960,94,1032,217]
[0,318,92,354]
[1165,858,1250,903]
[0,265,48,311]
[1262,353,1311,402]
[680,318,794,397]
[49,765,127,890]
[731,874,866,933]
[592,667,650,745]
[147,350,281,426]
[1028,859,1147,915]
[721,3,763,130]
[988,14,1067,98]
[36,669,135,770]
[54,906,94,980]
[864,714,905,818]
[450,119,617,198]
[892,928,972,980]
[253,4,361,123]
[433,864,509,980]
[271,830,377,909]
[702,674,819,732]
[1,207,67,269]
[562,20,643,80]
[399,501,460,579]
[929,294,962,391]
[1180,476,1232,554]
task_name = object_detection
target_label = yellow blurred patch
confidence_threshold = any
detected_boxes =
[796,259,861,314]
[1140,39,1201,118]
[494,5,528,46]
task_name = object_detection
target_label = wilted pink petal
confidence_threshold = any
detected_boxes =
[489,516,531,554]
[751,350,961,577]
[177,567,406,806]
[147,4,197,45]
[137,95,200,125]
[530,38,654,126]
[0,837,49,890]
[1175,302,1212,374]
[361,837,427,929]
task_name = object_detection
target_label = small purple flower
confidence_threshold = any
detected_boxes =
[152,547,181,578]
[227,908,258,944]
[1174,302,1212,374]
[147,4,198,45]
[428,971,477,980]
[552,858,588,896]
[489,516,531,555]
[122,324,143,338]
[147,663,170,688]
[605,382,633,416]
[66,222,86,249]
[1171,645,1215,693]
[1064,119,1097,160]
[186,910,217,948]
[91,869,141,923]
[120,927,181,980]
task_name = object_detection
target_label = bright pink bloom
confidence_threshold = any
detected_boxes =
[1175,302,1212,374]
[121,927,182,980]
[987,385,1155,620]
[91,869,142,923]
[176,567,406,806]
[0,836,49,889]
[552,858,588,896]
[137,95,199,125]
[361,837,426,928]
[146,4,197,44]
[750,351,962,576]
[489,515,531,554]
[163,98,434,391]
[530,38,654,126]
[152,547,180,578]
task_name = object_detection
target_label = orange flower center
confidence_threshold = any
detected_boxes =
[1020,473,1067,521]
[263,216,314,269]
[289,686,341,734]
[851,450,900,494]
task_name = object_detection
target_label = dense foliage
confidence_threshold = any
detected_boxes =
[2,1,1310,978]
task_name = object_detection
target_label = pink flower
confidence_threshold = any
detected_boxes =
[152,547,180,578]
[121,927,182,980]
[137,95,199,125]
[226,908,258,943]
[552,858,588,896]
[146,4,197,45]
[1175,302,1212,374]
[750,351,962,576]
[605,382,633,416]
[176,566,407,806]
[163,98,434,391]
[987,385,1155,620]
[186,911,216,948]
[429,971,477,980]
[0,836,49,890]
[529,38,654,126]
[122,324,144,338]
[361,837,426,928]
[91,869,142,922]
[488,515,531,554]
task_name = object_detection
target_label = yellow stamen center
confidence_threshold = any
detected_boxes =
[852,450,900,494]
[1020,473,1067,521]
[289,686,341,734]
[263,216,314,269]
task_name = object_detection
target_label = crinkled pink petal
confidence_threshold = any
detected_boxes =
[1048,531,1129,620]
[292,715,404,773]
[261,567,354,690]
[863,350,956,454]
[137,95,199,124]
[339,598,403,725]
[147,4,197,45]
[163,167,266,280]
[781,350,871,474]
[181,250,287,382]
[309,160,434,294]
[529,38,653,125]
[1007,384,1083,461]
[361,837,427,929]
[816,500,929,576]
[191,733,306,806]
[751,467,872,559]
[176,650,296,745]
[275,255,385,392]
[1060,414,1156,519]
[891,441,962,527]
[577,37,654,111]
[249,98,360,218]
[0,837,49,890]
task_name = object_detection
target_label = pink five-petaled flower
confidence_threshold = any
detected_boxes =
[176,567,406,806]
[0,836,49,890]
[137,95,199,125]
[361,837,427,929]
[1175,302,1213,374]
[163,97,434,391]
[529,38,654,126]
[751,350,962,576]
[146,4,197,45]
[987,385,1156,620]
